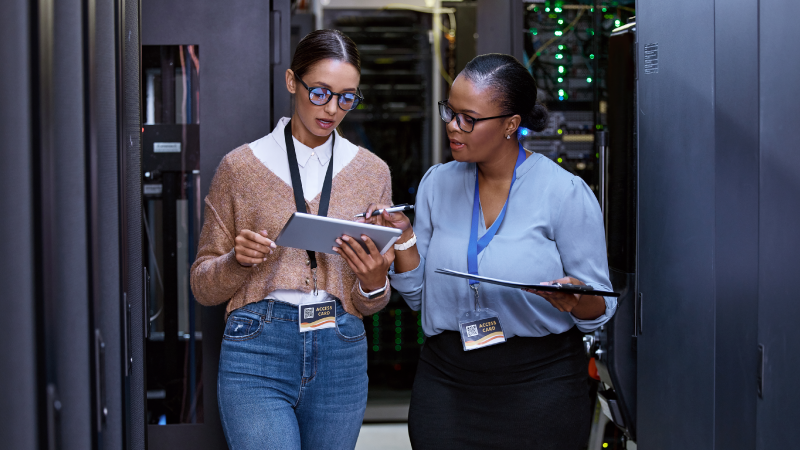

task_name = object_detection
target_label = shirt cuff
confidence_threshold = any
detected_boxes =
[570,284,617,332]
[388,257,424,294]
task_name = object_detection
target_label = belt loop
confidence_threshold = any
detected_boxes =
[264,299,275,323]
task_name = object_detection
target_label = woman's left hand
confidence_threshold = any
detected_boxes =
[525,277,584,313]
[525,276,606,320]
[333,234,394,292]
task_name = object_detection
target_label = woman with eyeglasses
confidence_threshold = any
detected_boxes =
[363,53,616,449]
[190,29,394,450]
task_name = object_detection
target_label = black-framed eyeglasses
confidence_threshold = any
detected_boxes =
[295,74,364,111]
[438,100,513,133]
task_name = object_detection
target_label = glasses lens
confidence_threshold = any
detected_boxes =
[457,114,475,132]
[339,93,358,110]
[439,103,453,123]
[309,88,331,105]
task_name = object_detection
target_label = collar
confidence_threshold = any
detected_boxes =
[271,117,335,168]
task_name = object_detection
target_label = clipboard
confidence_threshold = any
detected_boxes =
[275,212,402,256]
[434,268,620,297]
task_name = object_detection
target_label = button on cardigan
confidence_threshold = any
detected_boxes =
[389,152,617,338]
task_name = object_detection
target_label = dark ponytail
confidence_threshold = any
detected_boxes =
[291,29,361,79]
[460,53,548,133]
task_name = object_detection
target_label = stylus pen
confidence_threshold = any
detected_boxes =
[354,204,415,218]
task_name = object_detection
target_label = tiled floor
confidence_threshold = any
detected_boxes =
[355,424,412,450]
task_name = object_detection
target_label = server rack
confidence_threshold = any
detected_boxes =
[324,8,435,397]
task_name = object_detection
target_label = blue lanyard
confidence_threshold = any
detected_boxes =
[467,145,526,285]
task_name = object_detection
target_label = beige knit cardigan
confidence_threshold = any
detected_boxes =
[190,144,393,318]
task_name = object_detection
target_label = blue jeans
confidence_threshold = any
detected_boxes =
[218,298,368,450]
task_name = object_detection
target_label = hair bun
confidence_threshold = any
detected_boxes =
[522,104,548,133]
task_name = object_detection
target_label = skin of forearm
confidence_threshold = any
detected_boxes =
[392,228,421,274]
[569,294,606,320]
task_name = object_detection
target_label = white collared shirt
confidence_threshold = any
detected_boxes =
[249,117,360,305]
[250,116,359,202]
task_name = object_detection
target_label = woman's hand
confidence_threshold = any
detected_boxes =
[333,234,394,292]
[524,276,605,320]
[357,202,414,245]
[234,229,277,267]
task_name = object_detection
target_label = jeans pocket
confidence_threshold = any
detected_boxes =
[335,312,366,342]
[223,309,263,341]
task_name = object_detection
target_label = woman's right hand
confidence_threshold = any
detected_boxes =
[358,203,414,242]
[234,229,277,267]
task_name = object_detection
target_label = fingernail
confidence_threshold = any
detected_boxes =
[361,235,368,240]
[342,236,349,241]
[336,239,342,244]
[263,258,267,262]
[332,247,338,252]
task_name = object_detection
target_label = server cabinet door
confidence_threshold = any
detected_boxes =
[138,1,288,448]
[636,0,717,448]
[756,1,800,448]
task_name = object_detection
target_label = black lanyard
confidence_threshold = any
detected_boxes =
[283,119,335,270]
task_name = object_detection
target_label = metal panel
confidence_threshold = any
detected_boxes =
[756,0,800,448]
[91,0,123,446]
[476,0,524,59]
[119,0,146,447]
[636,0,716,448]
[50,0,93,447]
[713,1,759,448]
[0,0,38,447]
[271,0,292,126]
[141,0,275,198]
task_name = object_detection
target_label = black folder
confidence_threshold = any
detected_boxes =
[434,268,620,297]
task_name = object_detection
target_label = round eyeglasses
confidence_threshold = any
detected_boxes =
[438,100,513,133]
[295,74,364,111]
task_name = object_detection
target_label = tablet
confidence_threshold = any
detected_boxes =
[275,212,403,255]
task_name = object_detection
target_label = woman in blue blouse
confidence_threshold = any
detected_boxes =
[361,54,617,449]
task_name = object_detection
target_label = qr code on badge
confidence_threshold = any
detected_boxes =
[303,308,314,319]
[466,324,478,337]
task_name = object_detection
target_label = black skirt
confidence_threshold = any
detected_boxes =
[408,327,591,450]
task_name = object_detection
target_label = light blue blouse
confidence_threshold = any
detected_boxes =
[389,152,617,338]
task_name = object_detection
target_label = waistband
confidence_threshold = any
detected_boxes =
[233,297,345,322]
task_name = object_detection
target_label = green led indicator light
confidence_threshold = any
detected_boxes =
[558,89,565,96]
[596,153,600,158]
[558,45,564,50]
[395,345,401,351]
[395,309,401,314]
[615,19,622,27]
[557,157,563,163]
[558,19,564,24]
[602,7,608,12]
[555,54,563,60]
[557,129,563,135]
[395,327,402,333]
[395,320,401,326]
[557,77,564,83]
[590,54,595,59]
[587,77,593,83]
[555,7,562,12]
[558,66,565,73]
[530,28,538,35]
[545,7,550,12]
[554,30,563,36]
[373,345,379,351]
[417,338,424,344]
